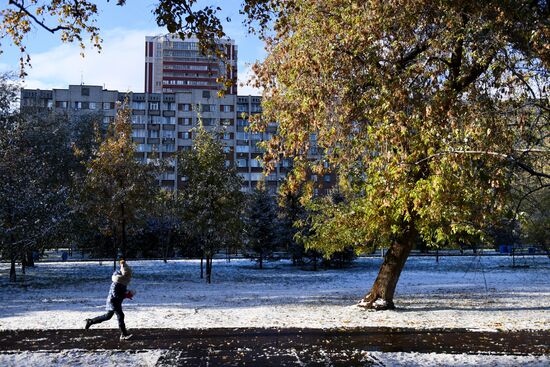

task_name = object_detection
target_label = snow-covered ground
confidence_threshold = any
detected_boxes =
[0,350,548,366]
[0,255,548,331]
[1,256,549,365]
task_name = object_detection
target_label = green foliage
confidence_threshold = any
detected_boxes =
[277,187,306,263]
[78,102,160,257]
[243,181,279,268]
[177,121,244,259]
[0,80,74,272]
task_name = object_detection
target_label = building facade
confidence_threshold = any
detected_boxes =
[20,85,287,193]
[145,35,238,95]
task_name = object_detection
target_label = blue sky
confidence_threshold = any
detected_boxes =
[0,1,265,94]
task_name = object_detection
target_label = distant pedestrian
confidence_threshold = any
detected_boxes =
[85,258,134,340]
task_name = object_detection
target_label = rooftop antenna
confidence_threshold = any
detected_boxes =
[80,70,84,85]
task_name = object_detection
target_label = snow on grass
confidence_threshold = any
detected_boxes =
[0,350,548,366]
[367,352,550,366]
[0,350,162,367]
[0,255,548,331]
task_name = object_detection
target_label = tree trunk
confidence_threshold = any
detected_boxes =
[21,255,26,275]
[200,254,204,279]
[26,251,35,267]
[121,205,127,259]
[10,257,16,282]
[163,232,170,263]
[313,252,318,271]
[206,255,212,284]
[359,228,417,310]
[113,234,117,271]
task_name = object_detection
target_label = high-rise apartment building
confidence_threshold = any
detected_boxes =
[145,35,238,95]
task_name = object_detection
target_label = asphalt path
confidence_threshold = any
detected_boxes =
[1,327,548,366]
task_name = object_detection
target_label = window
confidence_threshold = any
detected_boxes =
[178,103,191,111]
[220,105,233,112]
[56,101,68,108]
[103,102,112,110]
[324,175,331,182]
[149,102,159,110]
[81,87,90,96]
[250,173,264,181]
[221,118,233,126]
[163,144,176,152]
[89,102,97,110]
[162,102,175,110]
[149,116,162,124]
[132,101,145,110]
[132,130,147,138]
[178,117,192,125]
[148,130,159,138]
[311,174,318,182]
[202,118,215,126]
[236,132,249,140]
[236,159,247,167]
[132,115,146,124]
[164,117,175,124]
[202,90,210,99]
[250,159,262,168]
[161,130,175,138]
[236,145,249,153]
[223,146,231,153]
[179,132,191,140]
[200,104,214,112]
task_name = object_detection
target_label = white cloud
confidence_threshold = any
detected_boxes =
[238,64,263,96]
[22,27,161,92]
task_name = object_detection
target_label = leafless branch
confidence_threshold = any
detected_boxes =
[514,183,550,216]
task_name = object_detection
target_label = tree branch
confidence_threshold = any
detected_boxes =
[8,0,71,34]
[413,150,550,179]
[514,183,550,217]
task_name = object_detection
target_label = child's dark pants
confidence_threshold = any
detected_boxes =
[88,298,128,335]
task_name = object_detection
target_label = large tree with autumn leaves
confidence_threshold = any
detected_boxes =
[250,0,549,309]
